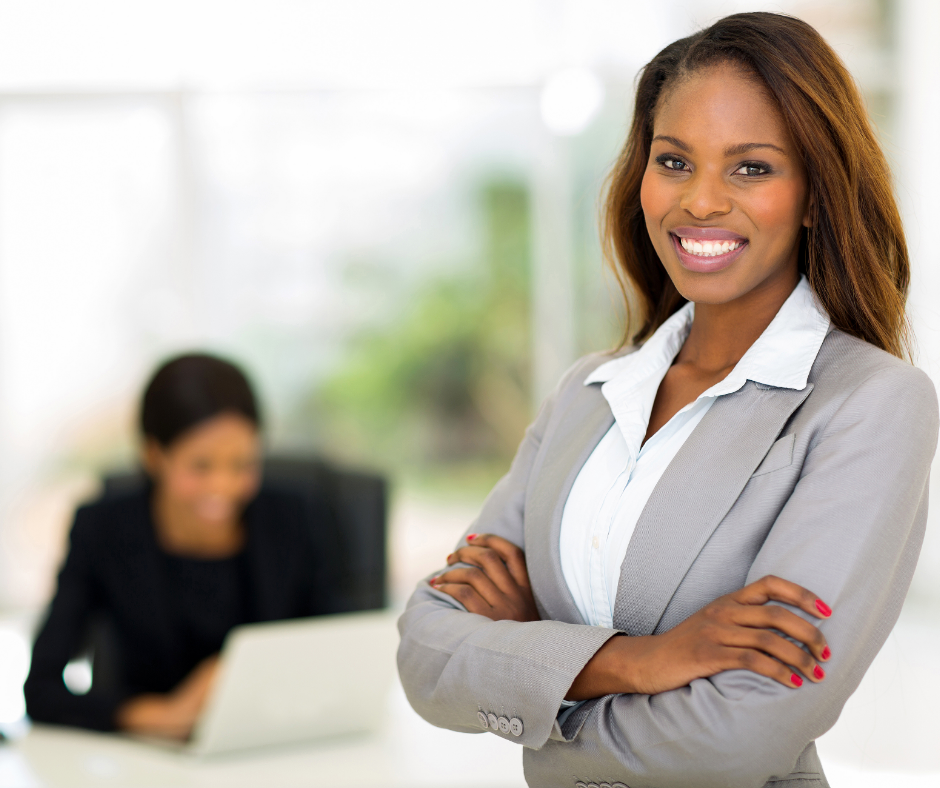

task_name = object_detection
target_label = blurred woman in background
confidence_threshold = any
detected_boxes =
[25,353,335,739]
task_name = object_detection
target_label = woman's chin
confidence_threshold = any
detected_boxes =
[192,504,237,524]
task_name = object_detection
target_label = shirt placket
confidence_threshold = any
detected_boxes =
[588,453,637,629]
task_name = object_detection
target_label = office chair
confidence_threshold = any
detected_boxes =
[99,454,388,613]
[78,455,388,695]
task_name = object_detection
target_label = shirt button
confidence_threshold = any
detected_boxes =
[509,717,523,736]
[477,711,489,728]
[591,535,599,549]
[487,713,498,730]
[497,716,510,734]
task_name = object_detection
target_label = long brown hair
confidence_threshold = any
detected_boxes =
[603,12,910,358]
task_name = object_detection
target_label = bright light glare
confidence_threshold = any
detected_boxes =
[63,658,93,696]
[0,629,30,724]
[539,67,605,136]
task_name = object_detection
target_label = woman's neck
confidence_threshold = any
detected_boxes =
[677,270,799,373]
[151,489,246,559]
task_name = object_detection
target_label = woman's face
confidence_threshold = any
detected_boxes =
[144,413,261,525]
[640,62,811,306]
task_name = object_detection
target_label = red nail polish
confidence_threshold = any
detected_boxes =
[430,576,440,585]
[821,646,831,660]
[467,533,478,541]
[446,554,454,562]
[815,599,832,617]
[813,665,825,680]
[791,674,803,687]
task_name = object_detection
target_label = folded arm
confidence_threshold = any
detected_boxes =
[537,366,938,787]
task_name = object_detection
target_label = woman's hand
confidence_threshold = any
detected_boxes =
[430,533,539,623]
[115,655,220,740]
[567,575,832,700]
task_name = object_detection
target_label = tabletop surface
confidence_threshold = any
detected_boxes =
[3,610,940,788]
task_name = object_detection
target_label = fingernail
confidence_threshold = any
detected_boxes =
[821,646,831,661]
[815,599,832,617]
[791,674,803,687]
[813,665,825,680]
[430,576,440,585]
[446,553,454,562]
[467,533,478,541]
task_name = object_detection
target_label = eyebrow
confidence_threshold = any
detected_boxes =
[651,135,787,157]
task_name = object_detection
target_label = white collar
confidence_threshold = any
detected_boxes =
[585,275,831,397]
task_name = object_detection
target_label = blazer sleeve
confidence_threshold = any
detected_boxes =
[544,364,939,787]
[397,359,621,746]
[24,508,126,731]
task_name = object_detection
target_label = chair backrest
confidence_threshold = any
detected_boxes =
[261,455,388,613]
[100,455,388,613]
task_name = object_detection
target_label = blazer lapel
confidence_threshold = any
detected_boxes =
[612,381,814,636]
[526,383,613,624]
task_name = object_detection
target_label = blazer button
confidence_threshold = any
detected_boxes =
[587,783,601,788]
[575,783,588,788]
[497,716,511,734]
[509,717,523,736]
[487,713,498,730]
[477,711,489,729]
[599,783,613,788]
[611,784,629,788]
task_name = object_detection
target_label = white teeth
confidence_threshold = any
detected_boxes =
[679,237,742,257]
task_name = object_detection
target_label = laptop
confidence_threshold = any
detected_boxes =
[162,610,398,756]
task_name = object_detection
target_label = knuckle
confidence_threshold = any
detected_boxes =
[756,631,776,650]
[453,585,472,601]
[761,574,781,591]
[703,604,723,622]
[739,651,758,670]
[477,549,499,566]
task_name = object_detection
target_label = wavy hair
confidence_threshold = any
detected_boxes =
[602,12,910,358]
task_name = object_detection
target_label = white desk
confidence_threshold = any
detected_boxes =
[0,683,527,788]
[3,609,940,788]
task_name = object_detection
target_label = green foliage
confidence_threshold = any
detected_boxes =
[304,179,533,473]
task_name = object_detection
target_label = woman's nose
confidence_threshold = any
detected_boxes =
[679,172,732,219]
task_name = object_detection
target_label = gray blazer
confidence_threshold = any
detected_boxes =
[397,328,939,788]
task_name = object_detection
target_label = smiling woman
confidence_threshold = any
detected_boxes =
[397,12,938,788]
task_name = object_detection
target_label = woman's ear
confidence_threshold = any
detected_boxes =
[802,193,814,228]
[142,438,165,479]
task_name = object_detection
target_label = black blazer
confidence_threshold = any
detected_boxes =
[24,486,338,731]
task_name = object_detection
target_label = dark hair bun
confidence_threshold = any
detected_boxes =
[140,353,260,447]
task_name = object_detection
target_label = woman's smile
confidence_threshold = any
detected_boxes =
[670,226,748,272]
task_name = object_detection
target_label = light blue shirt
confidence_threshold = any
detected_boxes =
[559,276,831,631]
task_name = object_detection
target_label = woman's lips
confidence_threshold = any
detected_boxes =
[671,226,747,242]
[670,232,747,273]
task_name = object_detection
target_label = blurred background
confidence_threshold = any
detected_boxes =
[0,0,938,784]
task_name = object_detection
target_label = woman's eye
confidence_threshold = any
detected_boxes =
[662,158,688,171]
[736,162,769,176]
